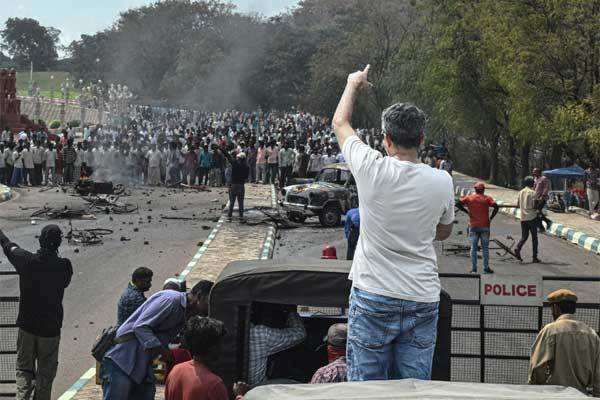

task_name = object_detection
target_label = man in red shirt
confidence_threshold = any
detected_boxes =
[165,316,228,400]
[457,182,499,273]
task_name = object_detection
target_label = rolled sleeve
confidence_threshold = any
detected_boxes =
[135,325,162,350]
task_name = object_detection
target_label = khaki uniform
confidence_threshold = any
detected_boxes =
[529,314,600,396]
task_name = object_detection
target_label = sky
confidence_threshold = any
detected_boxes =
[1,0,299,49]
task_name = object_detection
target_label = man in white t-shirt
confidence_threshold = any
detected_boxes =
[332,65,454,382]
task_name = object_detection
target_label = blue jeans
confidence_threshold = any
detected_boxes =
[10,167,23,186]
[347,287,439,381]
[469,227,490,272]
[100,358,155,400]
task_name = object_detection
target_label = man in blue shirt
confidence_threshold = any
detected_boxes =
[100,280,213,400]
[117,267,153,326]
[345,208,360,260]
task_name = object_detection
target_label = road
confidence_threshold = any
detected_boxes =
[0,184,227,398]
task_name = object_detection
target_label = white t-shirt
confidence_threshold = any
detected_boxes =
[22,149,34,169]
[342,135,454,303]
[45,149,56,168]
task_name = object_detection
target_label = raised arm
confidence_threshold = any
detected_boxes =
[332,65,371,150]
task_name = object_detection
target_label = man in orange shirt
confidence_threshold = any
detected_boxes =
[457,182,499,273]
[165,316,228,400]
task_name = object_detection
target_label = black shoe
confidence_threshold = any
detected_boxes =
[227,216,232,222]
[532,257,542,263]
[514,250,523,261]
[483,268,494,274]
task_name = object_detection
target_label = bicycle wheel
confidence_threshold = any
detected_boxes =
[112,204,138,214]
[31,208,50,217]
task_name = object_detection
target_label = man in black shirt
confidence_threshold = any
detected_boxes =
[0,225,73,400]
[219,148,250,222]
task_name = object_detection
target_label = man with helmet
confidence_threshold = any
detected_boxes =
[456,182,499,273]
[0,225,73,400]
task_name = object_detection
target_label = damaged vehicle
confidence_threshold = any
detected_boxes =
[281,163,358,227]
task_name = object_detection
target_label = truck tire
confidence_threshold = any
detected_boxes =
[319,204,341,227]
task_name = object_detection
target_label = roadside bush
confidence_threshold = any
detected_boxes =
[68,120,80,128]
[49,120,61,129]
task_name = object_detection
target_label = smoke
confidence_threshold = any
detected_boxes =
[101,1,272,111]
[181,14,269,110]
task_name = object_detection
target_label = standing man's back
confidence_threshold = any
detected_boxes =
[0,225,72,400]
[333,65,454,382]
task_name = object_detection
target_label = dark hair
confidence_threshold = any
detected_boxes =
[381,103,426,149]
[557,301,576,314]
[250,302,289,328]
[132,267,153,281]
[184,316,226,359]
[191,280,213,299]
[523,176,535,188]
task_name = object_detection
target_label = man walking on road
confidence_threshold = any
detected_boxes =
[515,176,541,263]
[0,226,73,400]
[219,148,249,222]
[333,64,455,382]
[456,182,499,274]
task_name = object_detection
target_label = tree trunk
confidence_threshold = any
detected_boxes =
[550,145,562,168]
[489,132,500,184]
[520,144,530,182]
[507,135,516,188]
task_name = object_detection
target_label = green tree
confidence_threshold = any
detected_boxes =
[68,31,114,86]
[1,17,60,70]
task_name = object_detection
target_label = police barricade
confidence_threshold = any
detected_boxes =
[0,266,18,398]
[440,273,600,384]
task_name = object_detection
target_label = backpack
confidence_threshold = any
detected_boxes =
[91,326,136,362]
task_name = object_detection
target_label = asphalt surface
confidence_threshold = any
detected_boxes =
[0,183,228,398]
[274,210,600,384]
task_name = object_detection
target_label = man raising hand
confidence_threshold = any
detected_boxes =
[333,64,455,382]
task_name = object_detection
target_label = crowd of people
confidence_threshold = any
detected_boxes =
[1,107,458,193]
[1,63,598,400]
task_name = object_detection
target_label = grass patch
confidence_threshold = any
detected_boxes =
[16,71,79,99]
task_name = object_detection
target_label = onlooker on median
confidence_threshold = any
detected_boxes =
[532,168,553,232]
[100,280,213,400]
[117,267,154,326]
[456,182,499,274]
[332,65,455,381]
[165,316,228,400]
[585,164,599,214]
[0,226,73,400]
[528,289,600,396]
